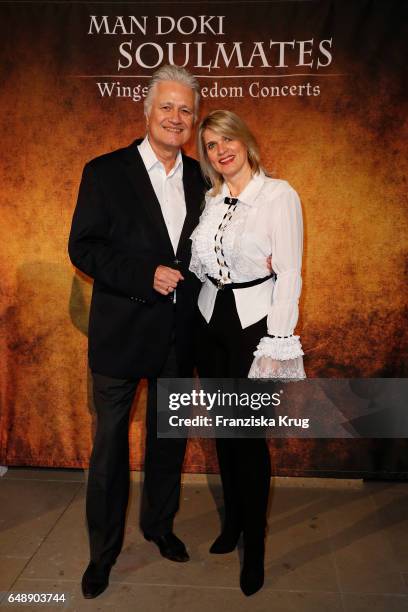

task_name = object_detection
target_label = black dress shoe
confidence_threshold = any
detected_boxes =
[81,561,112,599]
[209,526,242,554]
[144,532,190,562]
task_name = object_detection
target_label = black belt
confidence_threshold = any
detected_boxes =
[207,274,272,290]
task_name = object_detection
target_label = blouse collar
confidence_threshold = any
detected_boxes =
[212,169,266,206]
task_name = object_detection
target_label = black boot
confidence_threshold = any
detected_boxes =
[210,523,242,554]
[237,439,270,595]
[211,439,242,554]
[240,533,265,596]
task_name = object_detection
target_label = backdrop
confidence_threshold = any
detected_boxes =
[1,0,407,475]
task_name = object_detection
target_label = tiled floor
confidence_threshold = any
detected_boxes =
[1,469,408,611]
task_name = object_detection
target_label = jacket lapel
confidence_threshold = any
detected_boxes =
[177,156,203,257]
[121,139,174,255]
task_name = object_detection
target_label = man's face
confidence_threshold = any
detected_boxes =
[146,80,195,153]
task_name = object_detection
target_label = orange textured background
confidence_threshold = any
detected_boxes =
[0,1,407,474]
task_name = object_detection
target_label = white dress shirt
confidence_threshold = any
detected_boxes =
[190,170,305,378]
[138,136,186,253]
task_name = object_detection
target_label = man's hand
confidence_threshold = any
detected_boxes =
[266,255,274,274]
[154,265,184,296]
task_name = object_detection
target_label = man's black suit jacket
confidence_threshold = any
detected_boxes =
[68,139,206,380]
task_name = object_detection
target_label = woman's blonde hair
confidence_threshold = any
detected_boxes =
[197,110,262,195]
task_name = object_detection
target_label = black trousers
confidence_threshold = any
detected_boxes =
[198,289,271,538]
[86,345,187,567]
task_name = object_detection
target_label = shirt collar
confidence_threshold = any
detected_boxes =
[138,136,183,175]
[213,170,266,206]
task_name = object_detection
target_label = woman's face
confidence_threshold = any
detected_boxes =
[202,128,251,181]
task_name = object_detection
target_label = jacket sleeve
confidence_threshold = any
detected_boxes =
[68,162,159,303]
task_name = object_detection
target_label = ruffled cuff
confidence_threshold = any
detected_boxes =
[252,335,304,360]
[248,355,306,379]
[248,336,306,380]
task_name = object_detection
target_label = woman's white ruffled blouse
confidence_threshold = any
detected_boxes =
[190,170,305,379]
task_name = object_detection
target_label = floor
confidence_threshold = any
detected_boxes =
[1,469,408,611]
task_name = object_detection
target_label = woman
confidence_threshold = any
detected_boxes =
[190,110,305,596]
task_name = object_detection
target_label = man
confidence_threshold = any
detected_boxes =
[68,65,205,599]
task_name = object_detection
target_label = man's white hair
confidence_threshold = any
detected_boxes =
[144,65,200,121]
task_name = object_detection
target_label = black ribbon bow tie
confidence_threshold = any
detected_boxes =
[224,197,238,205]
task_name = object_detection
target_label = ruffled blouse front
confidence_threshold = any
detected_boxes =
[190,170,305,379]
